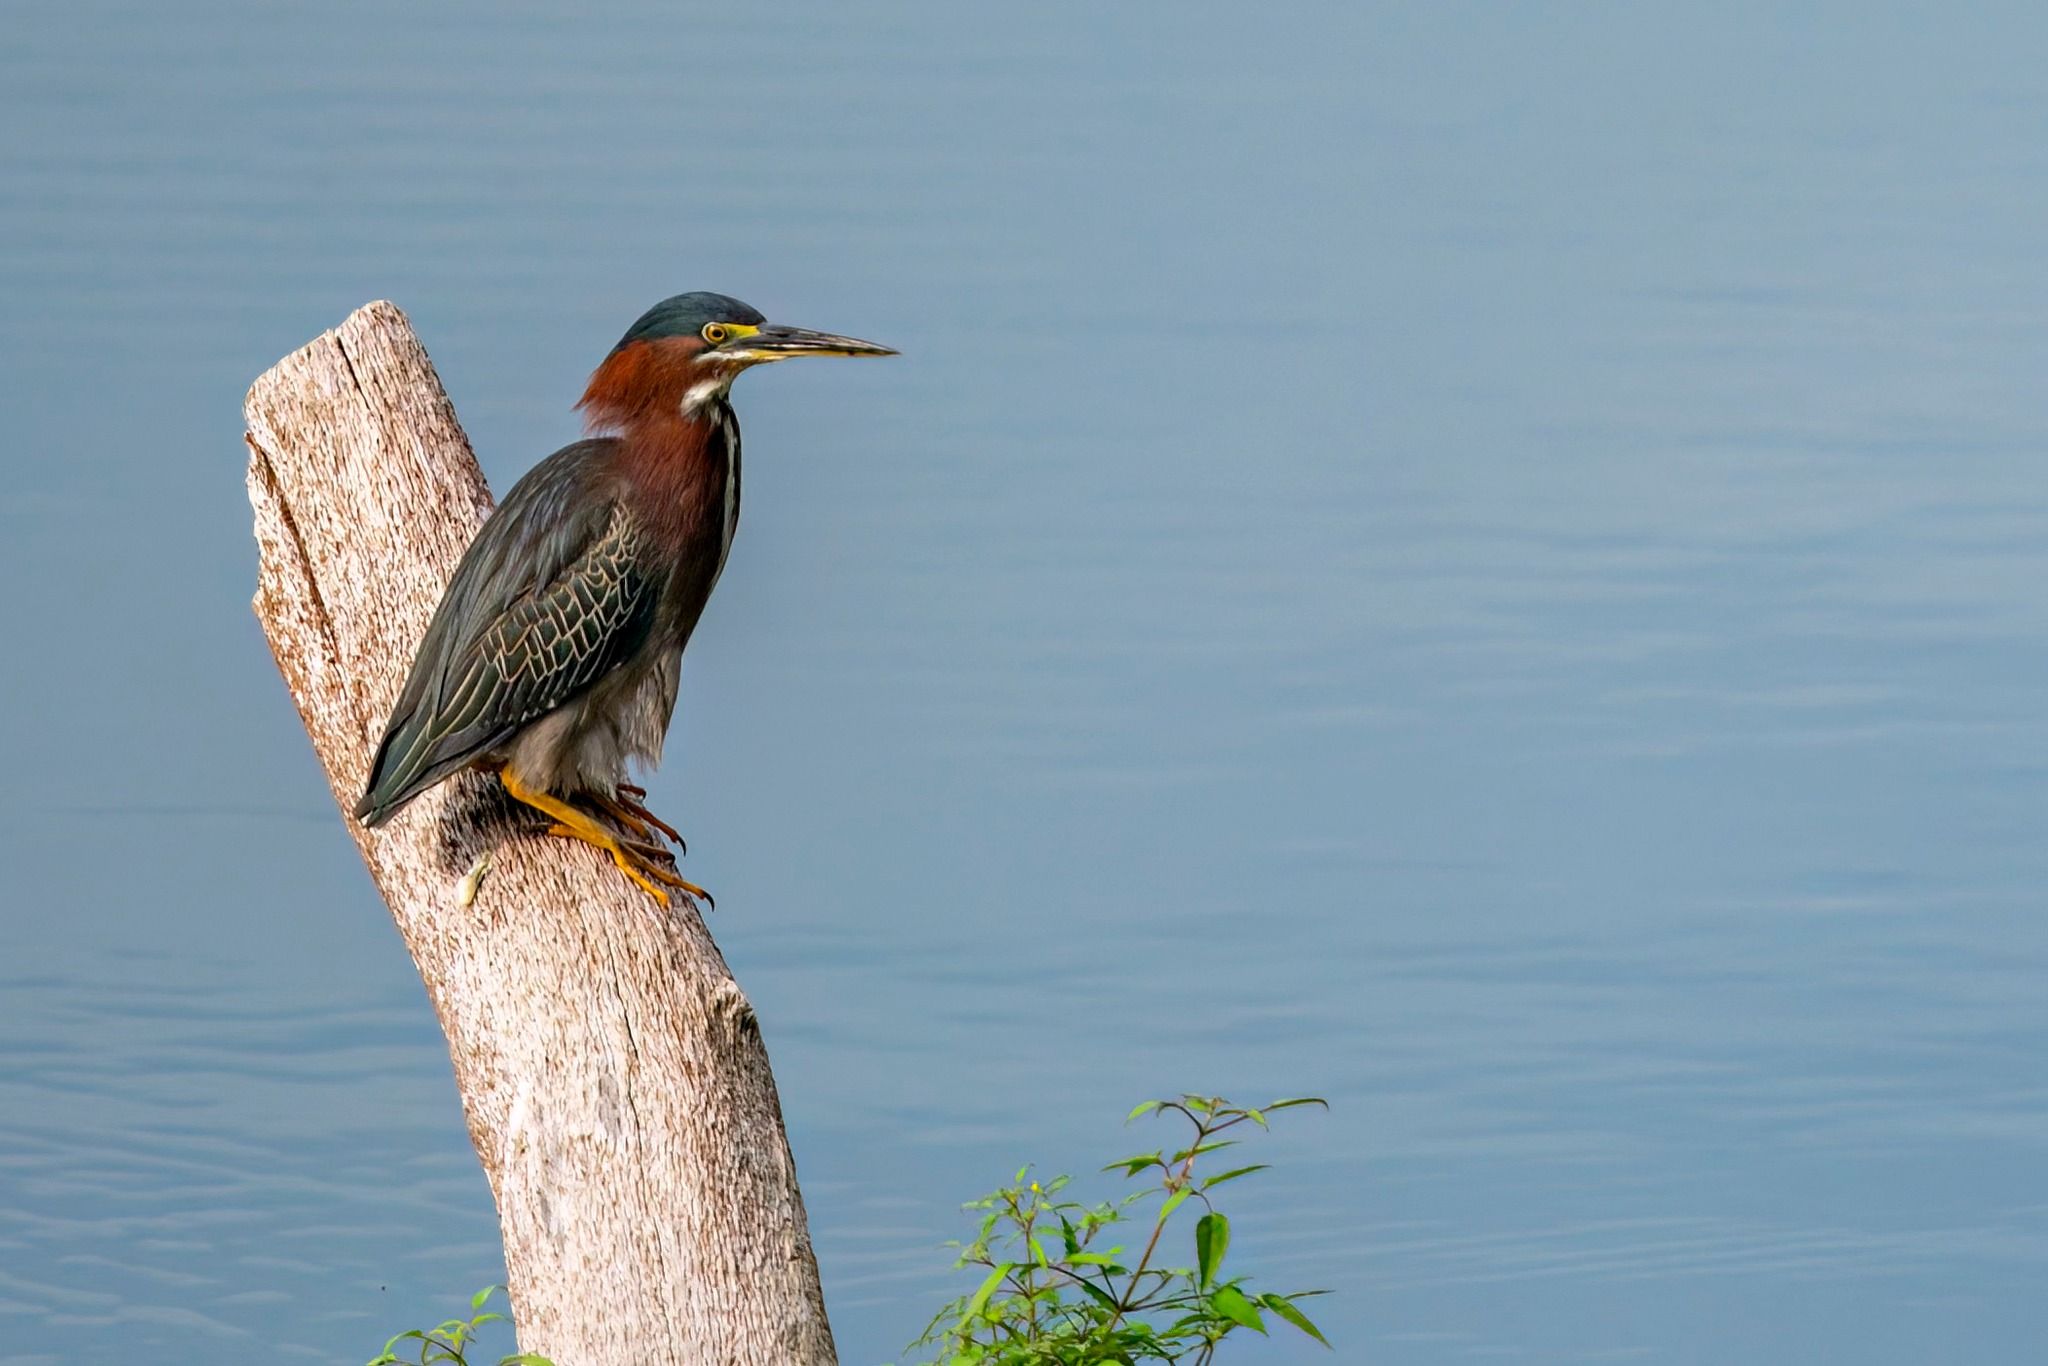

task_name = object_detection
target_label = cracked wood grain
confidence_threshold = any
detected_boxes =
[245,301,836,1366]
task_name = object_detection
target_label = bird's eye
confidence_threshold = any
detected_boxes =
[702,323,731,345]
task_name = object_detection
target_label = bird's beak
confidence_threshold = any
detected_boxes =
[719,323,898,363]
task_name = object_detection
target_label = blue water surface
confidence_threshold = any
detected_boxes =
[4,4,2047,1362]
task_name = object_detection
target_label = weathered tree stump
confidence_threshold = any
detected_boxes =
[244,301,835,1365]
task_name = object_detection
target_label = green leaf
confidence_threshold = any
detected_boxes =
[1261,1293,1331,1347]
[470,1313,504,1328]
[1211,1284,1267,1333]
[1201,1163,1270,1190]
[1265,1097,1329,1113]
[1157,1187,1193,1223]
[1127,1100,1162,1122]
[1102,1150,1161,1176]
[1170,1139,1238,1163]
[963,1263,1011,1322]
[470,1286,495,1312]
[1194,1211,1230,1288]
[1067,1251,1126,1269]
[498,1356,556,1366]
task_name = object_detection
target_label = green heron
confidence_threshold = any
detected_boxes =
[354,292,895,907]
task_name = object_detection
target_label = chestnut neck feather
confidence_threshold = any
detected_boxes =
[576,337,717,432]
[577,337,735,565]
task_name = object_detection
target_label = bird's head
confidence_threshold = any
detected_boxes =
[577,291,895,429]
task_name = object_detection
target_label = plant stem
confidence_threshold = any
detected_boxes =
[1102,1110,1214,1334]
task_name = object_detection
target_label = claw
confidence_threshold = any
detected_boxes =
[618,832,679,870]
[604,784,685,851]
[620,798,684,849]
[582,789,686,855]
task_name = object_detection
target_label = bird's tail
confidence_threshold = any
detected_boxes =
[354,706,439,826]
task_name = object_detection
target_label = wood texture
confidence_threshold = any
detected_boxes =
[244,301,836,1365]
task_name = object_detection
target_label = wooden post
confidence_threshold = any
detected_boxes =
[244,301,837,1365]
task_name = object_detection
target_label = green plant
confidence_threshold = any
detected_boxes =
[908,1094,1330,1365]
[367,1286,550,1366]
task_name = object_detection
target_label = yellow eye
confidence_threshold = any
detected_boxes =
[702,322,730,345]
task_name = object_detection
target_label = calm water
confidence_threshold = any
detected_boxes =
[5,4,2048,1362]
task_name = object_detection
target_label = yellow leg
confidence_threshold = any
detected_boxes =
[542,822,712,906]
[501,769,711,909]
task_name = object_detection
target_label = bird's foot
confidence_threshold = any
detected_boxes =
[613,788,685,850]
[602,786,684,847]
[498,769,711,911]
[578,788,686,854]
[575,791,652,842]
[543,823,713,911]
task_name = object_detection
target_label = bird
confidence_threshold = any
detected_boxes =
[353,291,895,907]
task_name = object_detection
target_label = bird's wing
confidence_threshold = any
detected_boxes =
[355,440,660,823]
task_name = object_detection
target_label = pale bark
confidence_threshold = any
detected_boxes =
[244,301,836,1365]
